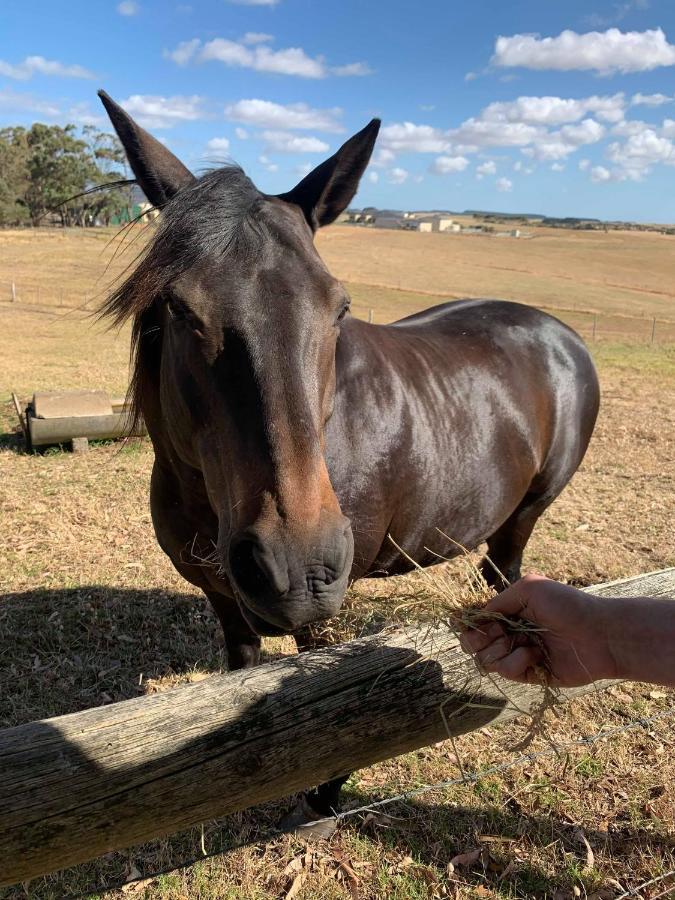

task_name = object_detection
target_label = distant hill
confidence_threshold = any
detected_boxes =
[462,209,545,220]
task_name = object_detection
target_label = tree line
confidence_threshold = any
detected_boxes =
[0,123,135,227]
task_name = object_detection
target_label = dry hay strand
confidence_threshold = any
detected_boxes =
[386,531,561,755]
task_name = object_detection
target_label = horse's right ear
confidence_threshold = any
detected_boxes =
[98,90,195,208]
[279,118,380,230]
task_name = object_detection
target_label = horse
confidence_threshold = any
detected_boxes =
[99,90,600,820]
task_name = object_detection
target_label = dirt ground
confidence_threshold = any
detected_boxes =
[0,226,674,899]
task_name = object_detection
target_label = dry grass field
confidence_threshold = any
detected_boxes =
[0,225,674,900]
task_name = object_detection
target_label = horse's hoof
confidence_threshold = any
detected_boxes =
[280,795,337,840]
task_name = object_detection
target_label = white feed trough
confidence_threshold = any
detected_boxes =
[22,390,145,451]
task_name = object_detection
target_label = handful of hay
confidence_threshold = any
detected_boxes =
[387,531,561,752]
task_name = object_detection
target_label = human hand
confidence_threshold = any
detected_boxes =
[460,574,618,688]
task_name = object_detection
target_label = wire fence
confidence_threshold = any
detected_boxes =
[61,702,675,900]
[2,277,675,345]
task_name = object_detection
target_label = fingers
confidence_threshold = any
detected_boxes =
[484,645,543,684]
[459,621,505,653]
[475,634,517,668]
[483,574,550,616]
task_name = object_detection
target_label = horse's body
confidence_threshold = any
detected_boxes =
[148,296,598,654]
[99,90,599,816]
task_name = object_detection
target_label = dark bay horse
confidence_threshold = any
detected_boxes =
[99,91,599,816]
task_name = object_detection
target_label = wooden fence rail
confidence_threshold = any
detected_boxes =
[1,567,674,886]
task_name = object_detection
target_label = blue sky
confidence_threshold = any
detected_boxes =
[2,0,675,221]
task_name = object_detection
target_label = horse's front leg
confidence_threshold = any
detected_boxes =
[280,627,351,830]
[205,591,261,670]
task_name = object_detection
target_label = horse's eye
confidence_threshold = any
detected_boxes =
[336,302,350,325]
[167,297,192,325]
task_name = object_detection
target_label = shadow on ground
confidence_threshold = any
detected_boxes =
[3,786,673,899]
[0,585,286,728]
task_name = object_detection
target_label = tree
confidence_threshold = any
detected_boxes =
[0,122,133,227]
[0,127,30,225]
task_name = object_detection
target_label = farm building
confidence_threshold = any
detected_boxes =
[412,216,461,233]
[373,215,406,229]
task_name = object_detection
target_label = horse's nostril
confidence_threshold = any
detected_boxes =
[229,538,270,597]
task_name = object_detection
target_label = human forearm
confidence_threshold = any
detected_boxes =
[600,596,675,688]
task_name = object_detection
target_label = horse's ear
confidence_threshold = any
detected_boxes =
[279,118,380,230]
[98,89,195,208]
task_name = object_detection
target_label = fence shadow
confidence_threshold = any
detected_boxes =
[0,585,244,728]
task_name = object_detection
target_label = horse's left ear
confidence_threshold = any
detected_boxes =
[98,89,195,208]
[279,118,380,230]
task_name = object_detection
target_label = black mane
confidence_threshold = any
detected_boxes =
[101,165,263,329]
[100,165,263,430]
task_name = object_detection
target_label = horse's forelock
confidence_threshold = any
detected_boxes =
[100,164,264,436]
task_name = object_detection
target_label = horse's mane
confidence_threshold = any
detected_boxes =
[99,165,264,433]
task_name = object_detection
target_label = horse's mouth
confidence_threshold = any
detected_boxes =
[236,601,292,637]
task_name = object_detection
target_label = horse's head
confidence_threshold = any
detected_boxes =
[100,91,379,636]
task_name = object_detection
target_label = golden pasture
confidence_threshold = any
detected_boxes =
[0,225,674,900]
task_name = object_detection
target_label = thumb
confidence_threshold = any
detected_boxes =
[484,575,549,616]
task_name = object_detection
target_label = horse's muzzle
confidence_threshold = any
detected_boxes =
[227,524,354,635]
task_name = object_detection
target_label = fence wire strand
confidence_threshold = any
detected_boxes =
[61,702,675,900]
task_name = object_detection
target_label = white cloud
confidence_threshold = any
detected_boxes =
[367,170,379,183]
[372,148,396,167]
[206,137,231,153]
[476,160,497,177]
[492,27,675,75]
[513,160,524,172]
[224,99,343,133]
[67,102,104,126]
[331,62,372,76]
[380,122,450,153]
[464,71,478,81]
[479,93,625,126]
[120,94,205,128]
[662,119,675,138]
[0,55,94,80]
[585,0,650,28]
[235,127,249,140]
[241,32,274,45]
[560,118,606,145]
[429,155,470,175]
[551,162,565,171]
[607,128,675,178]
[164,38,200,66]
[294,162,313,177]
[258,154,279,172]
[0,87,61,116]
[612,118,649,136]
[201,38,324,78]
[388,167,409,184]
[262,130,329,153]
[165,36,371,79]
[117,1,139,15]
[579,158,591,170]
[450,118,543,147]
[631,92,672,106]
[419,104,436,112]
[496,177,513,192]
[591,165,612,182]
